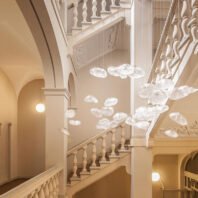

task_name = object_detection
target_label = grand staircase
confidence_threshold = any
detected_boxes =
[66,124,131,197]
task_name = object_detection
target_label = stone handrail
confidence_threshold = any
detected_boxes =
[184,171,198,192]
[67,123,128,182]
[0,167,63,198]
[149,0,198,83]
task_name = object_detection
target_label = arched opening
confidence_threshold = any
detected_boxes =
[18,79,45,178]
[180,151,198,198]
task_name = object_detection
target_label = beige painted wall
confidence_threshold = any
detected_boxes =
[74,166,131,198]
[153,155,179,198]
[18,79,45,178]
[68,50,130,148]
[0,70,17,184]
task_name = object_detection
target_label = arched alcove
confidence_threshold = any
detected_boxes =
[18,79,45,178]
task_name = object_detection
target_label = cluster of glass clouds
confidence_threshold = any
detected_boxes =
[66,64,198,138]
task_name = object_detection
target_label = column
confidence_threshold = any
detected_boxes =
[130,0,153,198]
[44,88,69,198]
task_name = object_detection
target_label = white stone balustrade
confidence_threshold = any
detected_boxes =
[184,171,198,192]
[151,0,198,83]
[0,167,63,198]
[67,123,129,183]
[70,0,123,33]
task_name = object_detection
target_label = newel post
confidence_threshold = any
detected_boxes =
[44,88,70,197]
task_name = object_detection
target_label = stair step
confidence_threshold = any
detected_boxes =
[72,27,82,35]
[91,16,102,24]
[100,11,112,19]
[80,171,91,179]
[81,22,92,30]
[110,5,121,13]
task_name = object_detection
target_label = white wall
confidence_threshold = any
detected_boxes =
[18,79,45,178]
[0,70,18,184]
[153,155,179,198]
[68,50,130,148]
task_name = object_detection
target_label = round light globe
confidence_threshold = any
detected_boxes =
[152,172,160,182]
[36,103,45,113]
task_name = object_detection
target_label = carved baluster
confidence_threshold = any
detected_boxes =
[38,187,45,198]
[82,0,88,23]
[110,129,116,157]
[120,124,126,151]
[52,176,58,197]
[92,0,97,18]
[72,151,78,177]
[181,0,190,38]
[101,0,106,12]
[44,182,50,197]
[49,179,54,197]
[82,145,88,173]
[91,140,97,167]
[188,0,198,43]
[72,0,78,29]
[55,174,60,193]
[33,191,39,198]
[101,134,107,162]
[171,15,181,66]
[111,0,116,7]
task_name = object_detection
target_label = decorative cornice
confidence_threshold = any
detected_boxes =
[43,88,70,100]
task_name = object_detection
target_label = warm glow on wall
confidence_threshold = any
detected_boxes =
[152,172,160,182]
[35,103,45,113]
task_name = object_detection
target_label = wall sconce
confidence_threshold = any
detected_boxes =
[152,172,165,198]
[35,103,45,113]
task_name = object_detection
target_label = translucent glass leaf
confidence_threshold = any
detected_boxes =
[156,78,174,91]
[129,67,145,79]
[113,112,128,122]
[90,67,107,78]
[164,129,178,138]
[69,120,81,126]
[84,95,98,103]
[96,118,111,130]
[169,112,188,126]
[90,108,103,118]
[102,107,114,117]
[134,121,150,130]
[138,83,154,99]
[149,89,168,105]
[104,97,118,107]
[125,116,135,126]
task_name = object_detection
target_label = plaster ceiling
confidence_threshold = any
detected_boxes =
[0,0,43,96]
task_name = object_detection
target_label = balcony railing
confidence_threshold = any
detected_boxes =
[0,167,63,198]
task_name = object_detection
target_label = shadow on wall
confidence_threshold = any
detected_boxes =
[73,166,131,198]
[18,79,45,178]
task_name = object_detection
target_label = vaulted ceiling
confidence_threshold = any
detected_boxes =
[0,0,43,96]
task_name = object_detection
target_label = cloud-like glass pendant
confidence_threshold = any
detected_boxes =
[113,112,128,122]
[119,64,134,76]
[134,106,156,122]
[69,120,81,126]
[65,109,76,118]
[102,107,114,117]
[169,112,188,126]
[153,104,169,114]
[129,67,145,79]
[104,97,118,107]
[125,116,135,126]
[155,78,174,91]
[96,118,111,130]
[164,129,178,138]
[107,66,121,77]
[84,95,98,104]
[138,83,155,99]
[134,121,150,130]
[110,120,120,128]
[169,86,198,100]
[90,67,107,78]
[90,108,103,118]
[149,89,168,105]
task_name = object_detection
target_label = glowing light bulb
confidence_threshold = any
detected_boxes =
[152,172,161,182]
[36,103,45,113]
